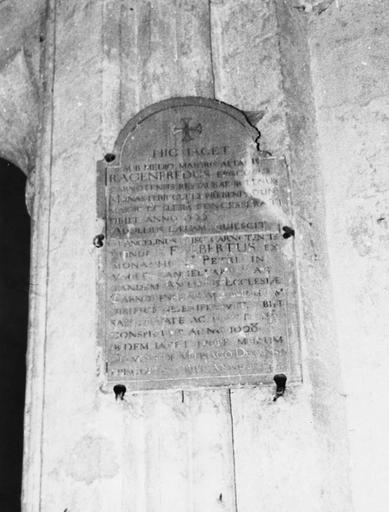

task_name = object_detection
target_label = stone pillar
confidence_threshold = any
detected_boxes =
[23,1,352,511]
[310,2,389,510]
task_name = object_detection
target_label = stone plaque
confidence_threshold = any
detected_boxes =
[97,97,301,390]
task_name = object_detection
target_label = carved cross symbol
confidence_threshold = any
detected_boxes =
[173,118,202,143]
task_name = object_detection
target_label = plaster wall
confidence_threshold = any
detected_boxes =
[0,0,43,174]
[310,2,389,511]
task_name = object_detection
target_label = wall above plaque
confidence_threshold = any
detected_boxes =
[97,97,301,390]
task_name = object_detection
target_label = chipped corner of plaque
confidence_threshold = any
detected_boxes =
[243,109,273,158]
[244,109,266,127]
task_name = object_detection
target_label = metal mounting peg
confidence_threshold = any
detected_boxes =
[93,234,105,248]
[104,153,116,163]
[273,373,287,401]
[113,384,126,401]
[282,226,295,239]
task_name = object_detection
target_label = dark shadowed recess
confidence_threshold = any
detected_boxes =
[0,159,30,512]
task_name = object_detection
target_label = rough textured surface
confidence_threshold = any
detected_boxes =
[0,0,44,172]
[211,0,286,154]
[310,2,389,511]
[0,50,39,174]
[211,3,352,511]
[0,0,44,69]
[276,2,352,507]
[25,1,235,511]
[293,0,335,14]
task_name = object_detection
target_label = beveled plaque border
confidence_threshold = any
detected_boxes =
[96,97,302,392]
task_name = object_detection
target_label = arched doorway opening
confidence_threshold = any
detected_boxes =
[0,158,30,512]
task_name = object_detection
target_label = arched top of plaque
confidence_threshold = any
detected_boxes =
[111,97,259,165]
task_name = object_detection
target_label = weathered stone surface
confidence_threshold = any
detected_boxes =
[24,2,236,511]
[0,0,44,166]
[0,0,44,69]
[211,0,287,154]
[0,50,39,175]
[310,2,389,510]
[211,2,352,511]
[119,389,236,512]
[293,0,335,14]
[232,386,323,511]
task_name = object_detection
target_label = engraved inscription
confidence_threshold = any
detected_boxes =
[98,98,301,389]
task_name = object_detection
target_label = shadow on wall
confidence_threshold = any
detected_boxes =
[0,159,30,512]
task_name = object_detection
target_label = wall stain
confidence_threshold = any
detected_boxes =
[66,434,119,484]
